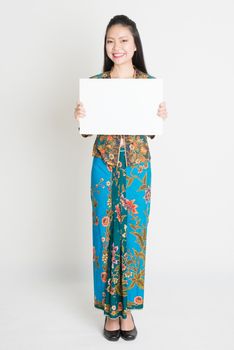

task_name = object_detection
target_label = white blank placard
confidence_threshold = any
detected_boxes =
[79,78,164,135]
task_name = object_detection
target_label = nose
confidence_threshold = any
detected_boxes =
[113,43,122,51]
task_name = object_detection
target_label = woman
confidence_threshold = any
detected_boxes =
[74,15,168,341]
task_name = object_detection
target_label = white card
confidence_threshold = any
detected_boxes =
[79,78,164,135]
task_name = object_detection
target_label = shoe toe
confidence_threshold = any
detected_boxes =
[120,327,137,340]
[103,329,120,341]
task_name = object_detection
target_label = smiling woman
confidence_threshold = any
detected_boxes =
[105,25,137,79]
[74,13,168,341]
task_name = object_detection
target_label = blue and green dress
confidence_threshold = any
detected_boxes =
[91,145,152,319]
[88,66,155,319]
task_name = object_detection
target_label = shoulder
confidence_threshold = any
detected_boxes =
[89,72,110,79]
[147,74,156,79]
[135,68,156,79]
[89,73,102,79]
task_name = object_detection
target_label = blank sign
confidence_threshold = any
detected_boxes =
[79,78,164,135]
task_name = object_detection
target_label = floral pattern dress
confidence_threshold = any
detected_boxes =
[91,146,151,319]
[88,65,154,319]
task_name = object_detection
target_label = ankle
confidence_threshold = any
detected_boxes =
[121,311,131,318]
[106,316,119,323]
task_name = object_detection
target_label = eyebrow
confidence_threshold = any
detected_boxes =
[106,36,129,39]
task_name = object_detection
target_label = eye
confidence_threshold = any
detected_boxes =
[122,40,128,42]
[106,40,112,43]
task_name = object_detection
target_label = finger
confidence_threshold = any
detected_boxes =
[76,105,84,112]
[76,100,82,107]
[157,110,166,116]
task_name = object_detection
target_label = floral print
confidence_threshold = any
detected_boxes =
[91,147,151,319]
[92,134,152,167]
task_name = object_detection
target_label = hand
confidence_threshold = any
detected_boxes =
[74,101,86,121]
[157,101,168,119]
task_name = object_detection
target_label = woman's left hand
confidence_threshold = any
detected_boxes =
[157,101,168,119]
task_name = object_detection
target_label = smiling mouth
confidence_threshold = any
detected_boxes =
[112,53,126,58]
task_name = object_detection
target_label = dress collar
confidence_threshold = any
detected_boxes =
[102,66,148,79]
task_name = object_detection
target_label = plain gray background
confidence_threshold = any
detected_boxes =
[0,0,233,349]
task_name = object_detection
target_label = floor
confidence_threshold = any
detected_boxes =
[0,268,233,350]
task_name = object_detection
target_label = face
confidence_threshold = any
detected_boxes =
[105,24,137,65]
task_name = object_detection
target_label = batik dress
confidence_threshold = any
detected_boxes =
[91,145,152,319]
[89,66,154,319]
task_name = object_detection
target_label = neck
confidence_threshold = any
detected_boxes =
[110,63,135,78]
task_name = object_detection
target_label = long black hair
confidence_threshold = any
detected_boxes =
[103,15,148,74]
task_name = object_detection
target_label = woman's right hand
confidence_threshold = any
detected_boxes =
[74,101,86,121]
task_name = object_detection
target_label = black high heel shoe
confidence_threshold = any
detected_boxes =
[120,313,138,340]
[103,316,121,341]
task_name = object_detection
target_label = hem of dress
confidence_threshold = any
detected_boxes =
[94,303,144,318]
